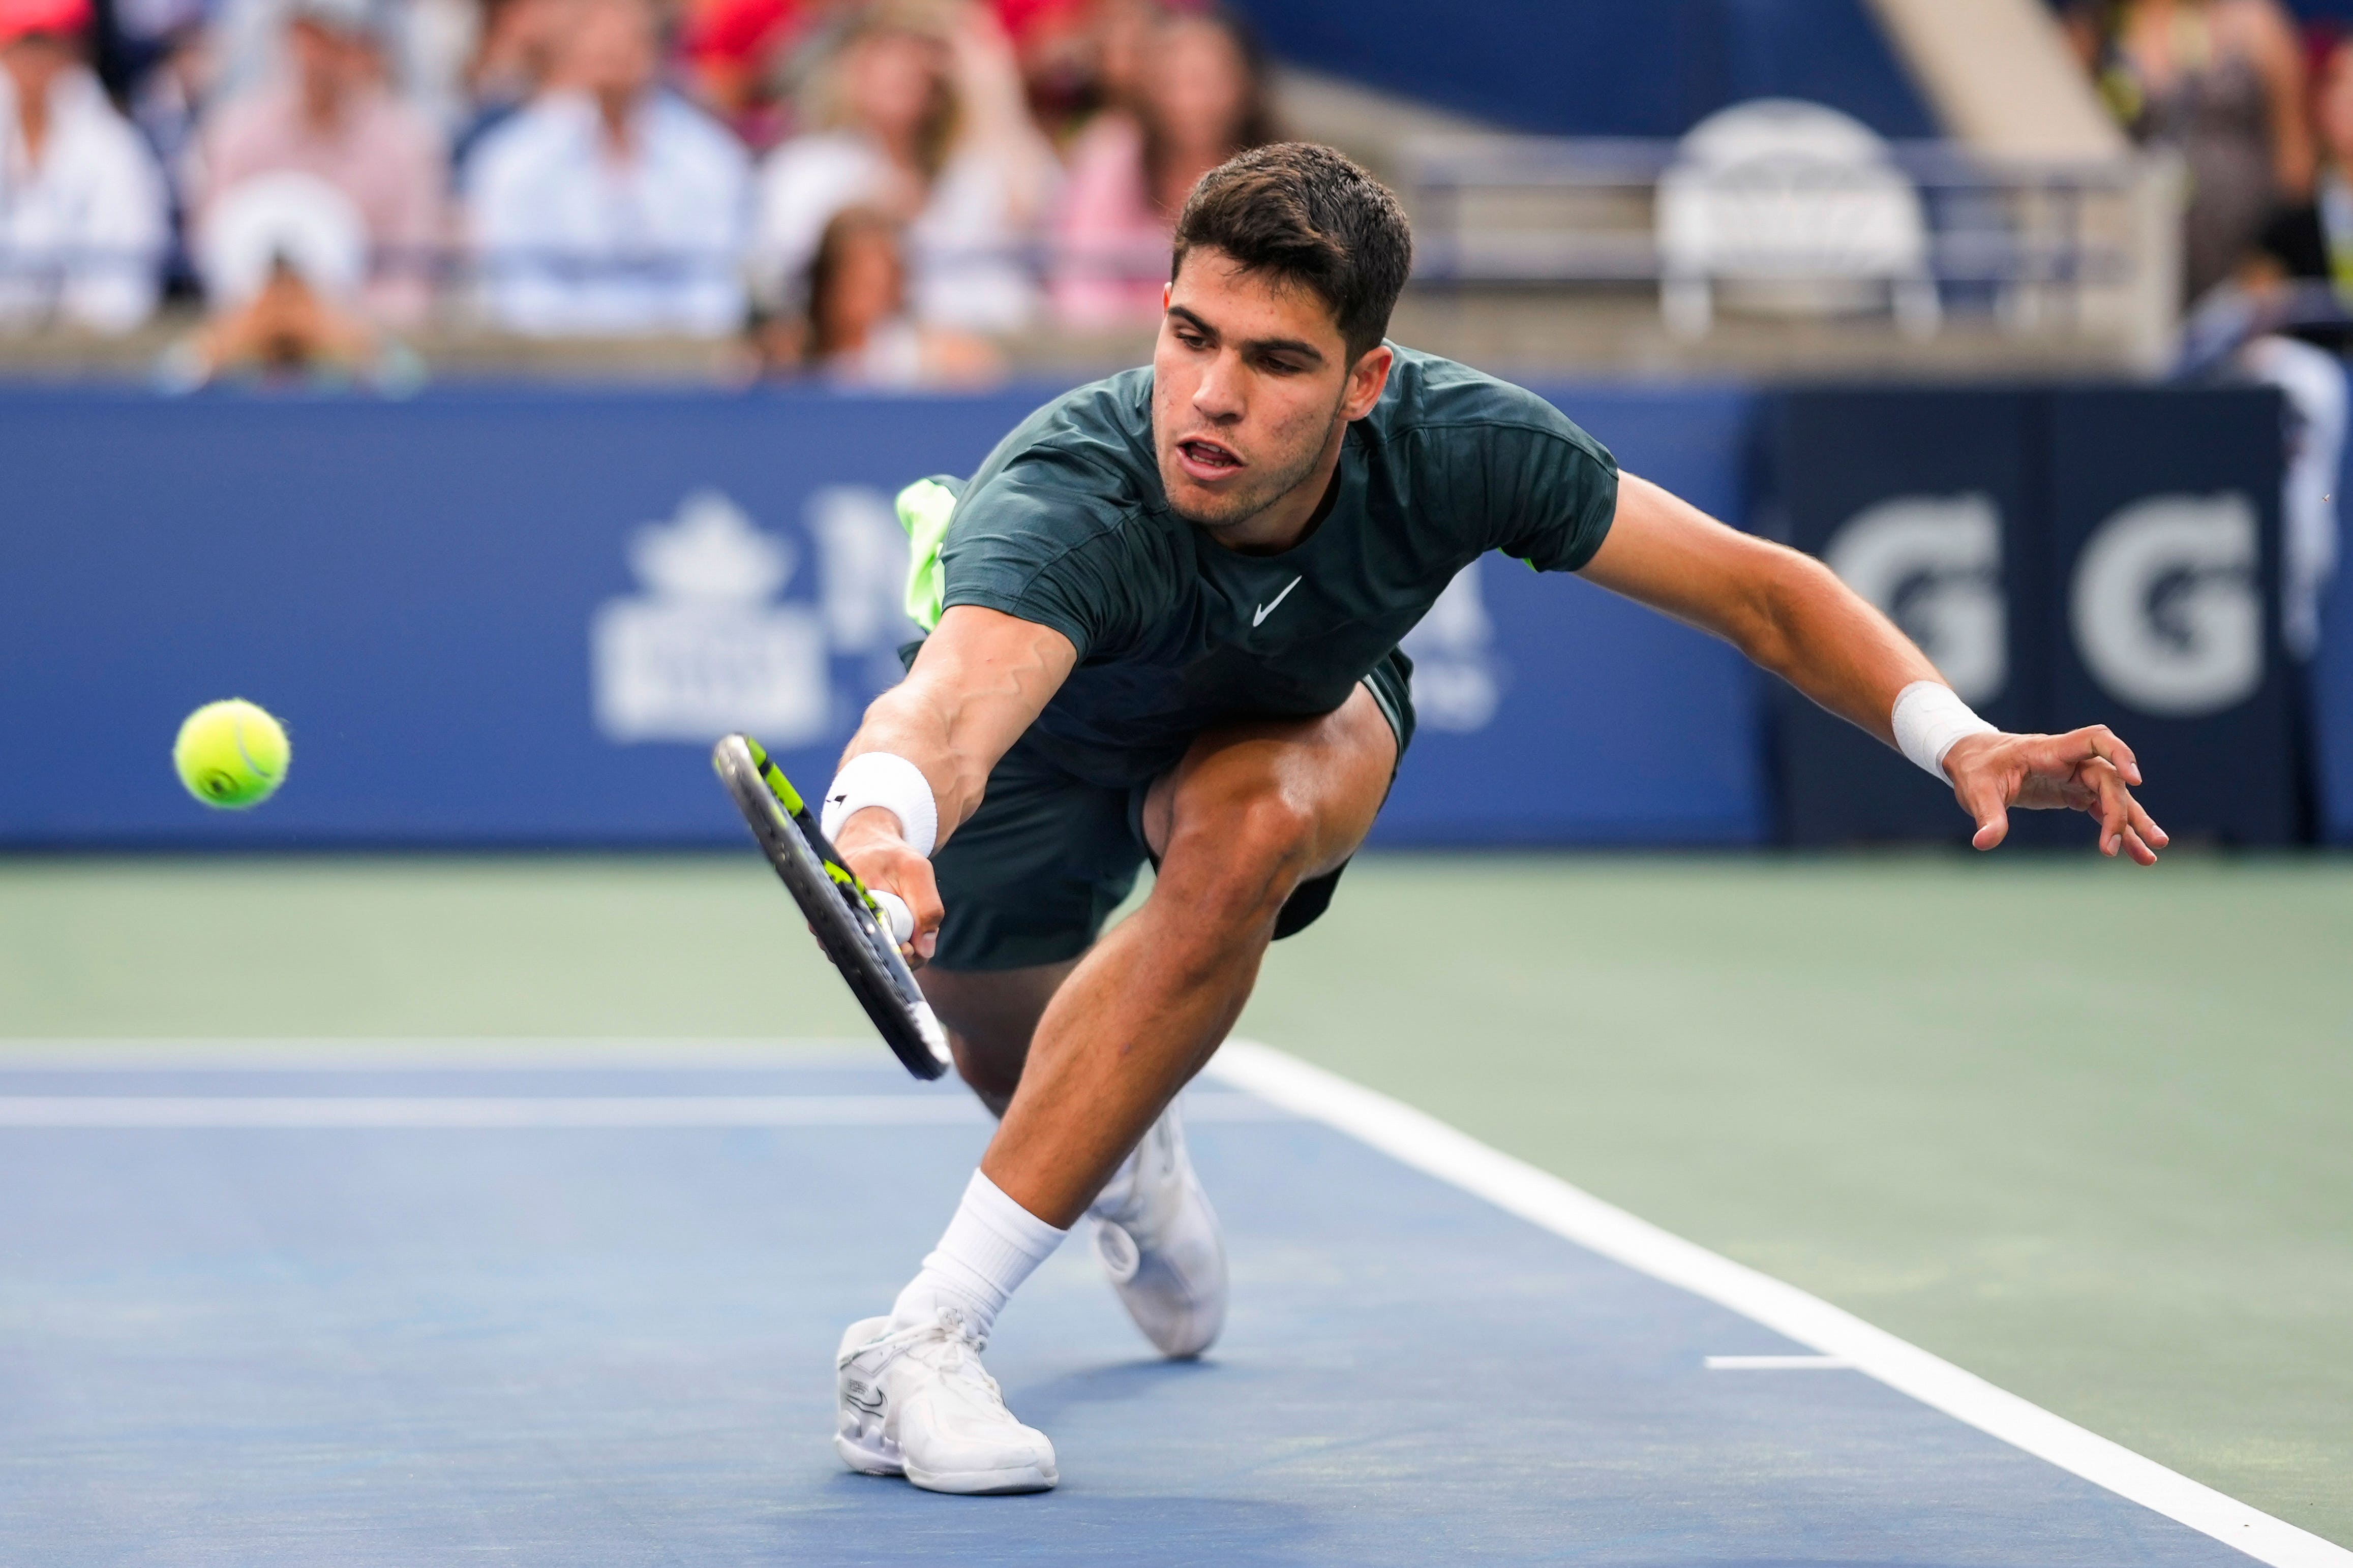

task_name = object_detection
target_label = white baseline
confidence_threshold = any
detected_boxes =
[0,1091,1285,1129]
[1206,1038,2349,1568]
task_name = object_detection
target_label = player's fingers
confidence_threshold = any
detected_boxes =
[869,889,915,946]
[2055,723,2143,787]
[2126,793,2169,851]
[2119,822,2160,867]
[1960,778,2009,852]
[902,861,945,963]
[2088,761,2146,859]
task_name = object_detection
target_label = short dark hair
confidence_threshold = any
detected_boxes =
[1171,142,1413,361]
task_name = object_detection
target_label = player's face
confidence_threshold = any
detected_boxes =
[1152,249,1389,545]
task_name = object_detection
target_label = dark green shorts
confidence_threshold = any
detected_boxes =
[928,651,1415,972]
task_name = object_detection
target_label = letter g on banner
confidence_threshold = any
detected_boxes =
[2070,494,2262,718]
[1823,494,2006,705]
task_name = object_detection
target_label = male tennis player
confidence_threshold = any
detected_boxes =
[817,143,2165,1495]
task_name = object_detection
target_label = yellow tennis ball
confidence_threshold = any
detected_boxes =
[173,699,291,810]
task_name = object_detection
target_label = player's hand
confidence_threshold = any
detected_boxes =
[1941,727,2168,865]
[834,808,944,965]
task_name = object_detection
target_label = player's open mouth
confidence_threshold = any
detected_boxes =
[1175,438,1244,480]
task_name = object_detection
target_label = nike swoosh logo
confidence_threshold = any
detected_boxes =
[1253,576,1303,627]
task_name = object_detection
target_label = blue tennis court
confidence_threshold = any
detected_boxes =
[0,1044,2282,1567]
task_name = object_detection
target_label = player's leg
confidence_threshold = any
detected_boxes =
[985,680,1397,1225]
[1056,690,1397,1358]
[926,951,1233,1357]
[845,686,1393,1492]
[918,961,1074,1117]
[909,729,1144,1116]
[833,736,1145,1494]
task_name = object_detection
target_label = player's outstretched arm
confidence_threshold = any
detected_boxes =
[829,605,1078,958]
[1578,474,2168,864]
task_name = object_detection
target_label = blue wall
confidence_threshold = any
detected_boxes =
[0,384,1767,850]
[1236,0,1939,139]
[1377,387,1767,846]
[5,378,2340,850]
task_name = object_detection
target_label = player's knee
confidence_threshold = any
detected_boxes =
[1168,792,1318,932]
[1232,791,1318,871]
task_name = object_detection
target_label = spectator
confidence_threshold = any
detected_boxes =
[1050,3,1271,327]
[680,0,807,147]
[453,0,572,166]
[126,17,210,287]
[2234,35,2353,666]
[396,0,481,137]
[2066,0,2315,301]
[751,0,1056,334]
[464,0,750,335]
[995,0,1092,142]
[0,0,168,332]
[211,0,476,133]
[166,169,423,387]
[197,0,444,326]
[2254,35,2353,304]
[995,0,1153,145]
[756,202,998,382]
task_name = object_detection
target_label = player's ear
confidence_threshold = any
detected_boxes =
[1342,343,1393,420]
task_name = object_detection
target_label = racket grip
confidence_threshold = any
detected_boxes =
[869,889,915,946]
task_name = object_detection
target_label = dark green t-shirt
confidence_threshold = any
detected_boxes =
[937,344,1619,784]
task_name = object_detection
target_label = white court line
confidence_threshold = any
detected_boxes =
[0,1095,984,1128]
[1206,1038,2351,1568]
[1706,1355,1856,1371]
[0,1091,1286,1129]
[0,1038,878,1070]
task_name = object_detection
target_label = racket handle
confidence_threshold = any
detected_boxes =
[869,889,915,946]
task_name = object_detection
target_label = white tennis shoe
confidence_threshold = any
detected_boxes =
[833,1309,1058,1495]
[1088,1103,1227,1358]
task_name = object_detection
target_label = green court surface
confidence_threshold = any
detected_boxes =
[4,850,2348,1546]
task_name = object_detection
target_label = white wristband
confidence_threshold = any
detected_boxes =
[1891,680,1997,783]
[820,751,939,858]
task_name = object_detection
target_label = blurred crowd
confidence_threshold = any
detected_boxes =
[2064,0,2353,315]
[2063,0,2353,664]
[0,0,1276,383]
[32,0,2352,391]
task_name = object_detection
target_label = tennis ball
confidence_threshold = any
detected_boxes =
[173,699,290,809]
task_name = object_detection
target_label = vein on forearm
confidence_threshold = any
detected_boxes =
[843,632,1066,832]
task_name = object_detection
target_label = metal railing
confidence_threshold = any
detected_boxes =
[1398,136,2187,369]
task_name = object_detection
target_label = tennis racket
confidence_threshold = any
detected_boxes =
[712,733,953,1081]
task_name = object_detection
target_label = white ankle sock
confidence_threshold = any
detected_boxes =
[889,1170,1067,1345]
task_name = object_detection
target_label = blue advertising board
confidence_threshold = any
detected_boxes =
[1768,385,2297,849]
[1381,385,1767,845]
[0,382,1768,850]
[1764,390,2044,846]
[2322,455,2353,845]
[2046,388,2295,846]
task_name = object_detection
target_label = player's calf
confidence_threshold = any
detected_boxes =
[916,960,1077,1117]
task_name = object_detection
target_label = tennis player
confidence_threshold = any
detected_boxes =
[819,143,2165,1495]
